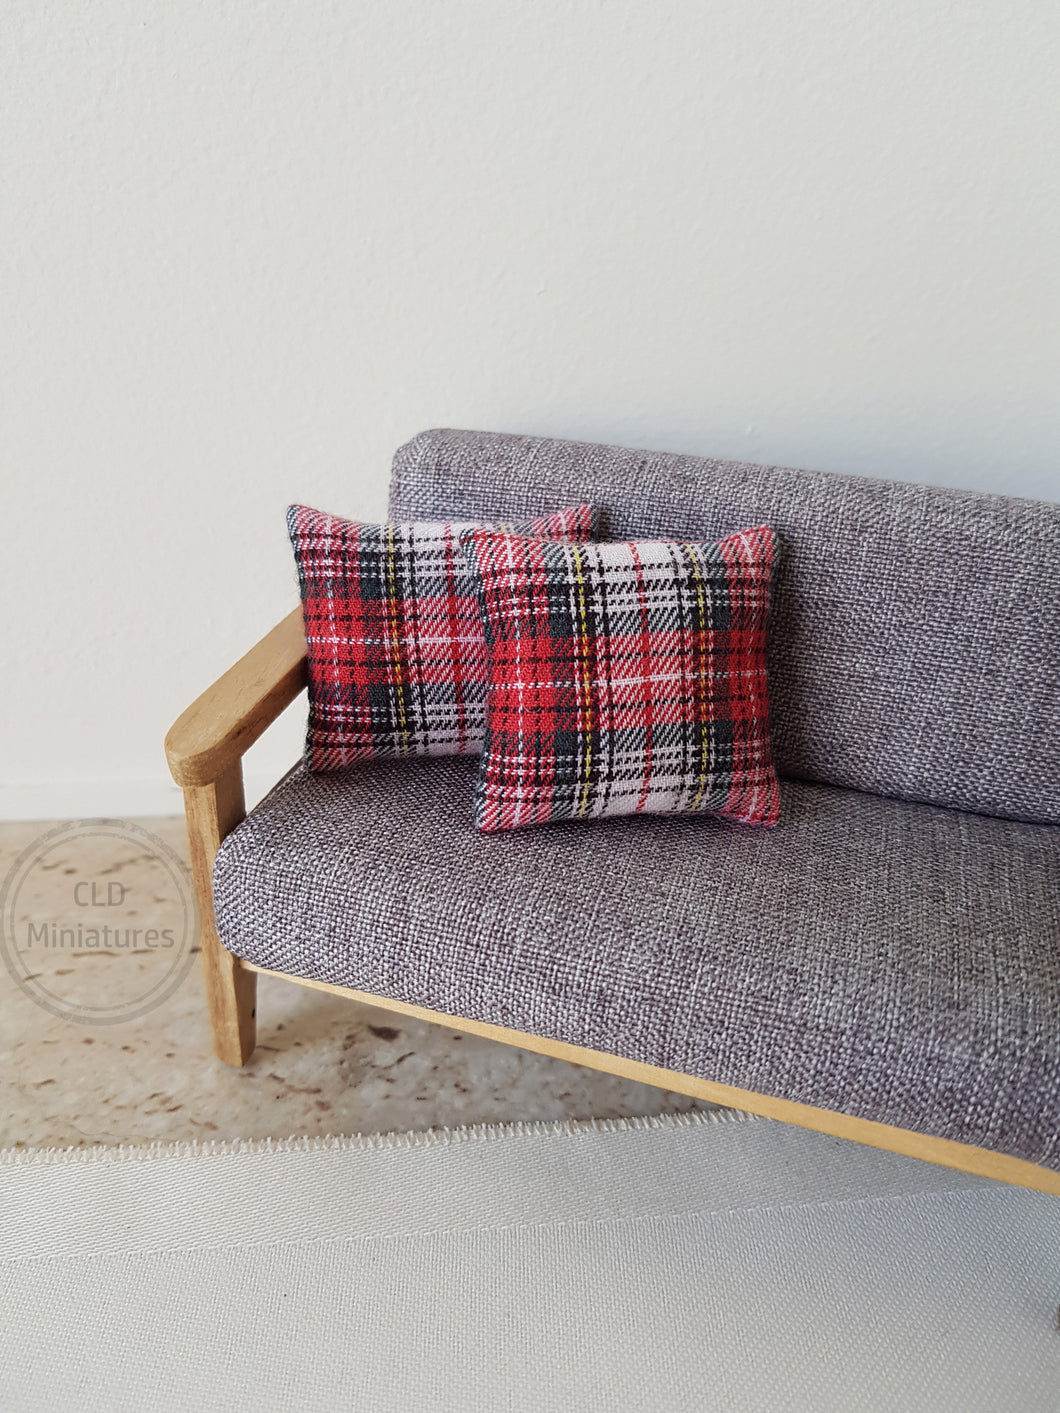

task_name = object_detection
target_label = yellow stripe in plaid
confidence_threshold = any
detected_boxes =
[384,523,411,756]
[572,543,594,819]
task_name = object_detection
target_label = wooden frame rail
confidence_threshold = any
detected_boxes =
[165,610,1060,1196]
[165,608,307,1064]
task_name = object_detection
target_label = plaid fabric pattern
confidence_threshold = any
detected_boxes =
[463,526,780,831]
[288,503,598,768]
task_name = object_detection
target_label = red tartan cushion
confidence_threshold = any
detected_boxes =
[288,504,598,768]
[463,526,780,831]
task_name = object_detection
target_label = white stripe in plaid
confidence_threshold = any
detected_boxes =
[463,526,780,831]
[288,504,598,768]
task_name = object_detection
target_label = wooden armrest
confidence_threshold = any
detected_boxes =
[165,608,308,787]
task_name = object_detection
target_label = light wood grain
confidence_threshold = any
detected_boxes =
[165,608,307,788]
[183,767,257,1066]
[166,611,303,1061]
[243,963,1060,1196]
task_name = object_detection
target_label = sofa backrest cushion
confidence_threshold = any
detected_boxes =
[389,428,1060,824]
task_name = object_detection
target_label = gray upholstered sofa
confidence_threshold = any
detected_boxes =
[166,429,1060,1194]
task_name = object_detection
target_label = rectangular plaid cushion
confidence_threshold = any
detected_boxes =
[462,526,780,831]
[288,503,598,768]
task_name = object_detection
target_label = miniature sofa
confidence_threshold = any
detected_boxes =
[165,429,1060,1194]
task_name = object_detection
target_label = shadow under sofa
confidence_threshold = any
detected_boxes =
[166,428,1060,1195]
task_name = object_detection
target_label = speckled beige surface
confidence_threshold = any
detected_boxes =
[0,817,717,1149]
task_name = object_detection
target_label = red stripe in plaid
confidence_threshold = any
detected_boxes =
[288,503,598,769]
[463,526,779,831]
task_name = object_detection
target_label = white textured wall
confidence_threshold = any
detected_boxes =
[1,2,1057,818]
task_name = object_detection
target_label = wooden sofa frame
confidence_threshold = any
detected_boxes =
[165,608,1060,1197]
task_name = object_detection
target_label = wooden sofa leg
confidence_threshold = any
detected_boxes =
[182,766,257,1067]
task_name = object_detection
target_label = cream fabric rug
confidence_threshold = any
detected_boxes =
[3,1110,1058,1412]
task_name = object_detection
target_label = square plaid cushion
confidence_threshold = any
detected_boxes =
[288,503,599,768]
[462,526,780,831]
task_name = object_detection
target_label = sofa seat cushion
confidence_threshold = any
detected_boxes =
[213,759,1060,1172]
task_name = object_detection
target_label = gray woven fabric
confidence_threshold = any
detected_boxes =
[389,429,1060,825]
[213,759,1060,1171]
